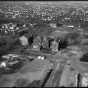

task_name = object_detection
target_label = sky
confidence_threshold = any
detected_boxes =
[1,1,88,8]
[1,1,88,4]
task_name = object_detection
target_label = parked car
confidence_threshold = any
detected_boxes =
[0,54,26,74]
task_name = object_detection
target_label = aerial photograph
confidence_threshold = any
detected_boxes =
[0,1,88,87]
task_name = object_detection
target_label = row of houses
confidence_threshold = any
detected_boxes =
[19,30,69,53]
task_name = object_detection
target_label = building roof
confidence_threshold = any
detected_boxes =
[69,47,88,73]
[48,30,68,39]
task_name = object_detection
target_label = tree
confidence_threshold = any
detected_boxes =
[0,35,20,56]
[66,32,81,45]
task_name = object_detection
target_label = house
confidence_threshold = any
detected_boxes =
[32,36,41,51]
[49,23,57,28]
[19,35,29,47]
[47,30,68,51]
[50,40,58,52]
[41,36,49,49]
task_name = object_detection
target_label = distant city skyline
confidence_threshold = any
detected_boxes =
[1,1,88,5]
[1,1,88,8]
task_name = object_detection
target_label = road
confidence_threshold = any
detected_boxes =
[44,51,67,87]
[0,58,53,87]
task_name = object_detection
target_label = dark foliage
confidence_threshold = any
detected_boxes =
[66,32,81,45]
[80,53,88,62]
[58,39,68,50]
[28,35,34,46]
[0,35,21,57]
